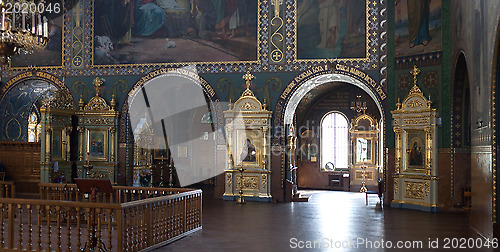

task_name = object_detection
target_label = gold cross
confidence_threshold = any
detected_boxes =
[242,71,255,89]
[410,65,420,85]
[93,77,103,96]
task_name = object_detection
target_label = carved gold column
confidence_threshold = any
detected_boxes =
[262,126,268,170]
[425,126,433,176]
[45,127,51,162]
[394,128,402,173]
[226,126,233,169]
[78,126,84,161]
[110,127,116,162]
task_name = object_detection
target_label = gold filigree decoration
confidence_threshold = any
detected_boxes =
[84,96,111,111]
[395,157,401,173]
[88,171,107,179]
[407,99,424,108]
[394,180,398,194]
[226,173,232,188]
[84,118,114,125]
[240,102,258,110]
[404,181,427,200]
[236,176,259,190]
[42,90,75,111]
[262,174,267,189]
[424,181,430,197]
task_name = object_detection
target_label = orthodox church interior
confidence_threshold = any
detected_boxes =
[0,0,498,250]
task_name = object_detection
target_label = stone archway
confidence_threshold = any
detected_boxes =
[271,65,387,201]
[118,68,224,187]
[0,71,73,141]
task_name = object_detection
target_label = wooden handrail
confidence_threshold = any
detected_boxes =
[39,183,192,203]
[0,187,202,251]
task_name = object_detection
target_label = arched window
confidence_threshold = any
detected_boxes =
[321,111,349,171]
[28,112,41,142]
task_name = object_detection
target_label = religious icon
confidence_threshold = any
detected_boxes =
[240,138,256,163]
[407,133,425,168]
[409,141,423,166]
[88,131,107,160]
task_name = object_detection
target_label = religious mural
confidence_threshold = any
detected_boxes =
[394,0,442,57]
[296,0,366,59]
[0,81,56,141]
[93,0,258,65]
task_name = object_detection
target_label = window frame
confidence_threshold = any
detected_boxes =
[320,111,350,172]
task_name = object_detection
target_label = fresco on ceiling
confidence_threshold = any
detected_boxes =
[93,0,258,65]
[394,0,442,57]
[0,81,56,141]
[10,15,64,68]
[296,0,366,60]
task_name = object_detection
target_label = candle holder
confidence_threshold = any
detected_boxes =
[360,162,367,193]
[237,167,246,204]
[83,152,93,178]
[158,155,166,187]
[168,155,174,188]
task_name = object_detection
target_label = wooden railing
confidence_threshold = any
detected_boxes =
[0,187,202,251]
[39,183,193,203]
[0,181,15,198]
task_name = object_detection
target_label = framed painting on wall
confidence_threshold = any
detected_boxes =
[354,137,373,164]
[93,0,258,66]
[405,130,425,171]
[52,129,63,160]
[87,130,108,161]
[235,129,261,167]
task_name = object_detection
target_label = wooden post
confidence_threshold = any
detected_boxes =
[146,203,152,247]
[7,204,14,249]
[116,208,123,252]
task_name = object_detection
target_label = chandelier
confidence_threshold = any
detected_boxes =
[0,0,49,66]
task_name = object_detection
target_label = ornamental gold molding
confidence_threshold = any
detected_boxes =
[236,176,259,190]
[240,102,258,110]
[84,118,114,125]
[393,174,439,180]
[403,181,430,200]
[394,179,399,194]
[84,96,111,111]
[403,118,430,125]
[407,99,424,108]
[262,174,268,190]
[41,89,76,111]
[226,173,232,188]
[88,171,107,179]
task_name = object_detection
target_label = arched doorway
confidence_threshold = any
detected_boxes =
[273,68,387,201]
[119,67,224,193]
[0,71,74,194]
[451,52,471,214]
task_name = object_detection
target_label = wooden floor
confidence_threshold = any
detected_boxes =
[158,190,488,252]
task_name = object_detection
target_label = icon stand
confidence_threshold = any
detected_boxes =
[75,179,113,251]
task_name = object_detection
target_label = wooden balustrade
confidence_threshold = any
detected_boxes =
[0,181,15,198]
[39,183,193,203]
[0,188,202,251]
